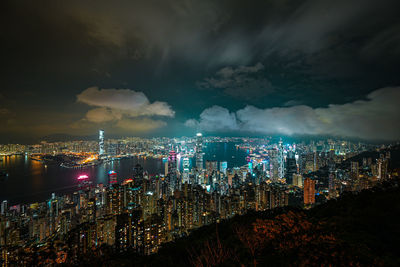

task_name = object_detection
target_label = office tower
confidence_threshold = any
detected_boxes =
[168,151,177,190]
[303,178,316,206]
[248,161,253,175]
[377,158,388,180]
[285,157,297,184]
[277,138,284,179]
[362,157,367,167]
[77,174,90,189]
[195,133,203,170]
[328,172,336,198]
[182,157,190,171]
[182,157,190,183]
[313,151,318,172]
[1,200,8,215]
[351,161,359,180]
[133,164,144,182]
[329,148,335,159]
[108,171,117,185]
[164,161,168,176]
[168,151,177,173]
[99,129,105,157]
[261,159,268,173]
[220,161,228,175]
[205,160,218,175]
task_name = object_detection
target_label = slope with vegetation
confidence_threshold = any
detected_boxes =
[94,178,400,266]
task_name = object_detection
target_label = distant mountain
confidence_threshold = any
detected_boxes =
[343,144,400,169]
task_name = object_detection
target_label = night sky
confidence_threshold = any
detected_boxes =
[1,0,400,143]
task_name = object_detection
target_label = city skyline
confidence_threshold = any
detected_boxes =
[1,129,398,265]
[1,0,400,143]
[1,1,400,265]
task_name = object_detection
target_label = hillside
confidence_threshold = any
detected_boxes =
[74,178,400,266]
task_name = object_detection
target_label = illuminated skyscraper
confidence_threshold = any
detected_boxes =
[99,129,105,157]
[205,160,218,175]
[108,171,117,185]
[182,157,190,183]
[313,151,318,172]
[220,161,227,175]
[168,151,177,173]
[377,155,388,180]
[285,156,297,184]
[168,151,177,190]
[277,138,284,179]
[292,174,303,187]
[1,200,8,215]
[164,161,168,176]
[328,172,336,198]
[248,161,253,174]
[303,178,315,206]
[195,133,203,170]
[133,164,144,181]
[351,161,359,180]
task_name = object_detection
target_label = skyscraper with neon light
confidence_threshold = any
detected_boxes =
[108,171,117,185]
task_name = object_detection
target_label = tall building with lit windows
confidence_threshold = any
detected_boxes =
[351,161,359,180]
[1,200,8,215]
[168,151,178,190]
[292,174,303,187]
[99,129,105,157]
[303,178,316,206]
[195,133,204,170]
[108,171,118,186]
[277,138,284,179]
[220,161,228,175]
[182,157,190,183]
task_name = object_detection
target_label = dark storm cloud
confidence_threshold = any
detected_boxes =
[1,0,400,141]
[6,0,393,69]
[0,108,12,116]
[3,0,400,70]
[198,63,274,100]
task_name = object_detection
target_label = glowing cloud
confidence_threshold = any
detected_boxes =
[186,87,400,140]
[75,87,175,132]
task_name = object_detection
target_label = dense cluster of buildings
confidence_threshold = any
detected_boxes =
[0,132,397,265]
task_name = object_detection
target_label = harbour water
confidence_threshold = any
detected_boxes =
[0,142,248,204]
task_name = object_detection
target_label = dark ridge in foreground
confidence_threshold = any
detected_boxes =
[73,178,400,266]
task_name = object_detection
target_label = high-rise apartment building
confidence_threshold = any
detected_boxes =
[303,178,315,206]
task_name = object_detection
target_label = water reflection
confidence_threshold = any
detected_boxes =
[31,159,44,191]
[0,143,247,204]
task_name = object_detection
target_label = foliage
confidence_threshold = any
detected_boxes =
[108,178,400,267]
